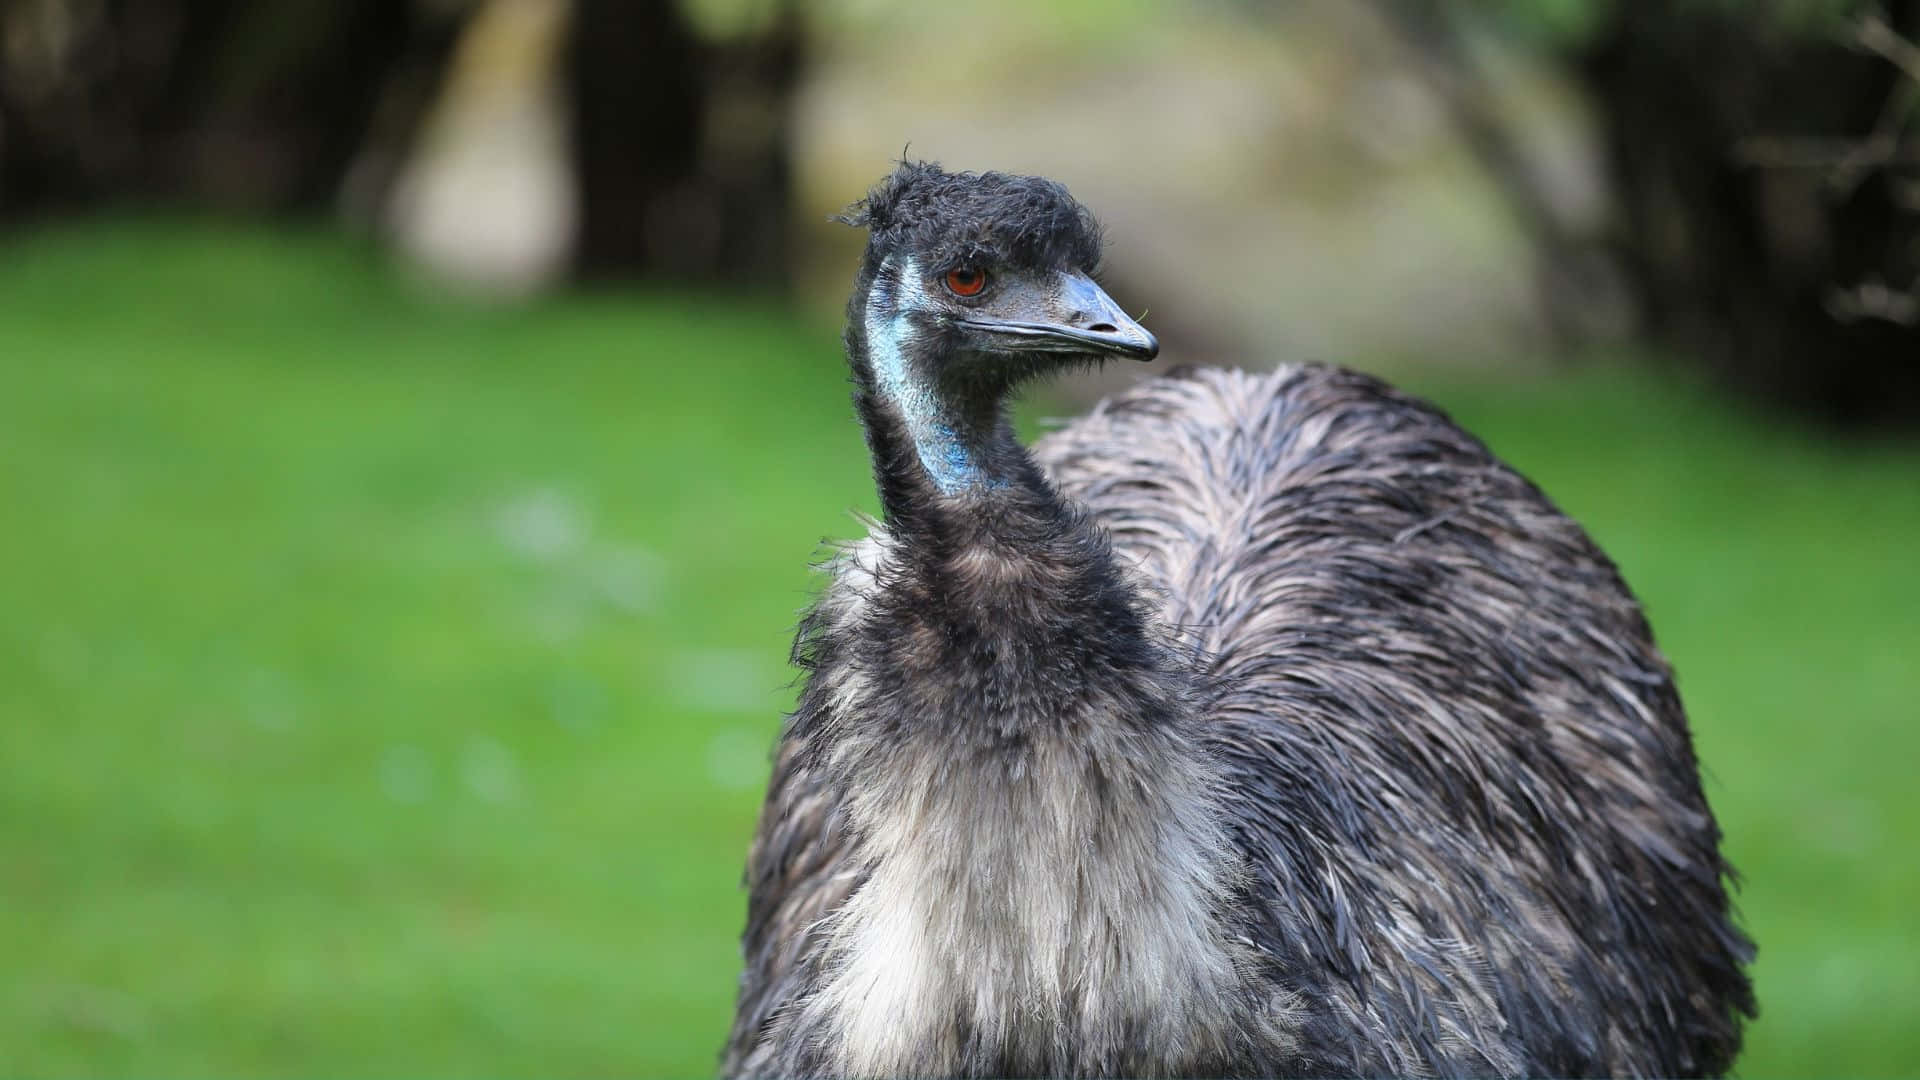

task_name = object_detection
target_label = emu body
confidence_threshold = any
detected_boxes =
[725,163,1753,1078]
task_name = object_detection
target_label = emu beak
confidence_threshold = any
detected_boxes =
[959,270,1159,361]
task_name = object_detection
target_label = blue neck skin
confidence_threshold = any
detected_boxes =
[863,258,1010,495]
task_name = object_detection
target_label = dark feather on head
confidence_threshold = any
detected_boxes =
[837,159,1105,274]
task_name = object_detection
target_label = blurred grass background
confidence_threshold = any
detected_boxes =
[2,220,1915,1076]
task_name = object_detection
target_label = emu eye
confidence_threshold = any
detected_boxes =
[944,267,987,297]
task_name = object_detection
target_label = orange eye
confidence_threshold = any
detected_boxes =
[944,267,987,297]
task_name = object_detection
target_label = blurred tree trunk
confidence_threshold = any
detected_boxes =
[0,0,463,217]
[565,0,800,285]
[0,0,804,288]
[1577,1,1920,430]
[1376,1,1630,348]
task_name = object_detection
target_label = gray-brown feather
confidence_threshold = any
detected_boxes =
[725,362,1753,1078]
[1034,364,1752,1075]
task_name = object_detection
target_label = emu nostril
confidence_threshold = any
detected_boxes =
[1087,322,1118,333]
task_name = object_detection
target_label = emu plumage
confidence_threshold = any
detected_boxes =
[725,162,1754,1078]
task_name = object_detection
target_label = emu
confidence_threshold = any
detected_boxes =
[724,162,1754,1078]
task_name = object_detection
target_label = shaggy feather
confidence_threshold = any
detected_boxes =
[837,160,1104,279]
[725,162,1754,1079]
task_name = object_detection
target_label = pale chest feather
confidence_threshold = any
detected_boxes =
[784,536,1284,1077]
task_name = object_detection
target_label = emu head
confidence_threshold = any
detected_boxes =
[841,162,1157,397]
[838,162,1157,495]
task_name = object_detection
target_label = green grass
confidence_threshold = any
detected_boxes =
[1,220,1914,1076]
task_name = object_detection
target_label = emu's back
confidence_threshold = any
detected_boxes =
[1033,364,1753,1076]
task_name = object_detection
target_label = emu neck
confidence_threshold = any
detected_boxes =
[864,316,1006,496]
[852,257,1028,517]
